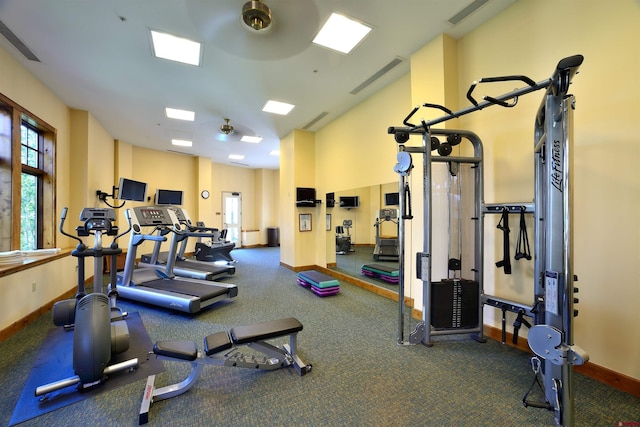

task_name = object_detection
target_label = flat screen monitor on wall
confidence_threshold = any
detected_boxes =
[155,189,183,206]
[385,192,400,206]
[326,192,335,208]
[296,187,316,206]
[339,196,359,208]
[117,177,147,202]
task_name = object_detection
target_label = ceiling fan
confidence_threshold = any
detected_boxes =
[219,118,235,135]
[215,118,256,142]
[185,0,320,60]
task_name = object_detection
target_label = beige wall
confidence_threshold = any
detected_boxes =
[0,46,103,330]
[280,129,317,267]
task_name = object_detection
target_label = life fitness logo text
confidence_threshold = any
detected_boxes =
[551,139,563,192]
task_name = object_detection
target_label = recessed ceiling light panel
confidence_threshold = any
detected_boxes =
[172,139,193,147]
[150,29,202,66]
[262,100,295,115]
[241,135,263,143]
[312,13,373,54]
[228,154,245,160]
[166,107,195,121]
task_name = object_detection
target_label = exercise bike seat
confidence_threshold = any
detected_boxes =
[154,340,198,361]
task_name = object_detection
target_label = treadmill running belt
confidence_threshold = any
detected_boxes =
[143,280,230,299]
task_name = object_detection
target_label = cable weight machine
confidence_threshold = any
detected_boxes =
[388,55,588,427]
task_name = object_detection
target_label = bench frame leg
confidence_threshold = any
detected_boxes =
[138,333,312,425]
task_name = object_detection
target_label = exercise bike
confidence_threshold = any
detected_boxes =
[35,207,138,398]
[335,219,353,255]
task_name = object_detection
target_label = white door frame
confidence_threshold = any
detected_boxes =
[222,191,242,247]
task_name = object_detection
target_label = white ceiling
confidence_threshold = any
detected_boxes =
[0,0,515,169]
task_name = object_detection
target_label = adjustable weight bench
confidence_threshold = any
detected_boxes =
[139,317,312,424]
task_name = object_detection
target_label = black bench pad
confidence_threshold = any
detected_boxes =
[154,340,198,361]
[204,331,233,356]
[230,317,302,345]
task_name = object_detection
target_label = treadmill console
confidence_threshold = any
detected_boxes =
[131,206,180,228]
[168,207,190,224]
[380,208,398,220]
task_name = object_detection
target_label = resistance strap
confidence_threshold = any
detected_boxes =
[512,309,532,344]
[515,208,532,260]
[523,357,553,411]
[495,208,512,274]
[402,183,413,220]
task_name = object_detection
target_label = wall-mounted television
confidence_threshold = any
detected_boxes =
[296,187,316,207]
[339,196,359,208]
[385,192,400,206]
[155,189,183,206]
[326,192,335,208]
[117,177,147,202]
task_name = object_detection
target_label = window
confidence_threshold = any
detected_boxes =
[21,124,44,249]
[0,93,56,252]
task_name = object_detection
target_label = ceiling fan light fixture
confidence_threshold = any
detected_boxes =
[242,0,272,32]
[220,118,235,135]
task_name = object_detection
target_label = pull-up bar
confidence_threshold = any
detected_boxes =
[388,54,584,136]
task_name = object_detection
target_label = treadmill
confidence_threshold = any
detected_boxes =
[117,206,238,313]
[139,207,235,281]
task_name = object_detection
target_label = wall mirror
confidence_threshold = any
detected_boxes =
[327,182,400,294]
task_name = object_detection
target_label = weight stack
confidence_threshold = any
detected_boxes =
[431,279,479,329]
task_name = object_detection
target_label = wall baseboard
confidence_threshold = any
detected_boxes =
[0,285,76,342]
[483,325,640,398]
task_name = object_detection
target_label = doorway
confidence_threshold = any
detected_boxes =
[222,191,242,247]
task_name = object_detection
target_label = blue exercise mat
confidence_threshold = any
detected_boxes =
[9,312,164,426]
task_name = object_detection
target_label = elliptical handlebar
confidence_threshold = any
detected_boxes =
[59,207,84,247]
[112,209,133,246]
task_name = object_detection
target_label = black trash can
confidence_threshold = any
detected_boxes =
[267,227,279,247]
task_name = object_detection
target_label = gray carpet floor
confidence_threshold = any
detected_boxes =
[1,247,638,426]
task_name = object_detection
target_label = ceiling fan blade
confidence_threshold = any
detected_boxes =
[185,0,320,60]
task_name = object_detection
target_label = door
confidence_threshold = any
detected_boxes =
[222,192,242,247]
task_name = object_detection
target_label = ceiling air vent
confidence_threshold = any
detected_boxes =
[0,20,40,62]
[302,112,329,130]
[448,0,490,25]
[350,57,404,95]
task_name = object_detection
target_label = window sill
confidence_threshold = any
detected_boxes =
[0,248,72,278]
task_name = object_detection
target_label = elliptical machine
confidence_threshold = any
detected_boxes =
[35,207,138,398]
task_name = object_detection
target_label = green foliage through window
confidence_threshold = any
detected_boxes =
[20,173,38,250]
[20,123,42,250]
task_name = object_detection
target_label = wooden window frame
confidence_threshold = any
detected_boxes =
[0,92,56,251]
